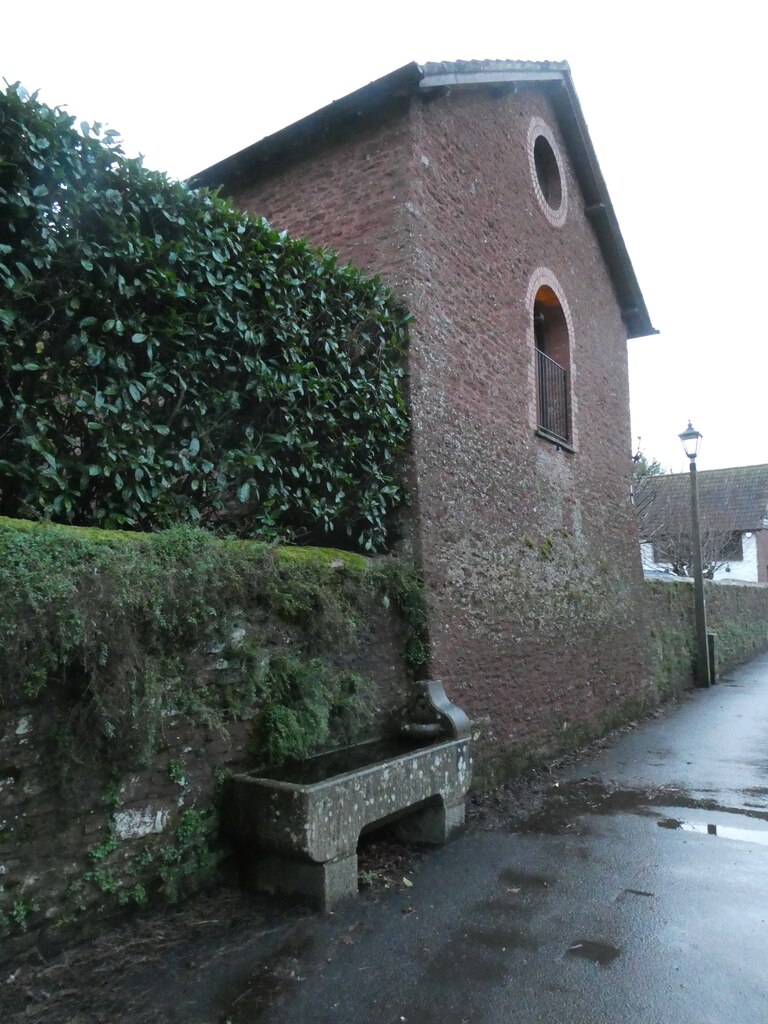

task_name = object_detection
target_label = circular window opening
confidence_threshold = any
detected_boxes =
[533,135,562,210]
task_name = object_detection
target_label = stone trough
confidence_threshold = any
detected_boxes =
[226,681,472,910]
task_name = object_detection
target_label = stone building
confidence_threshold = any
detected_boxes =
[192,61,657,773]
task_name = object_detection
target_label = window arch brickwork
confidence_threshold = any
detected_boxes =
[526,268,577,449]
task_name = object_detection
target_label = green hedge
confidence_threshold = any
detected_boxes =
[0,84,410,551]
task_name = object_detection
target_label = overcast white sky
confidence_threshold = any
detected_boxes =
[2,0,764,474]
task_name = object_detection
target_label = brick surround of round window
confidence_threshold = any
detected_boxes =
[528,118,568,228]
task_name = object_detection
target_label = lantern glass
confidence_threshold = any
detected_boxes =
[679,421,702,460]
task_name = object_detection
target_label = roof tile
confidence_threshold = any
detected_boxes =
[637,464,768,535]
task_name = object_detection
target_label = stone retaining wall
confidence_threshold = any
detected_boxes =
[0,522,410,959]
[645,577,768,696]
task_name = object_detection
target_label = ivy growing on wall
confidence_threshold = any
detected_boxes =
[0,84,410,551]
[0,517,429,775]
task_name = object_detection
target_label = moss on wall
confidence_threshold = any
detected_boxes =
[0,517,426,946]
[474,577,768,791]
[0,517,425,756]
[645,577,768,695]
[471,691,657,792]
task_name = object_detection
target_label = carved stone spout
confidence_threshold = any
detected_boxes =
[400,680,471,740]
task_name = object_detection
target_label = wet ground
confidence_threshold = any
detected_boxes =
[5,652,768,1022]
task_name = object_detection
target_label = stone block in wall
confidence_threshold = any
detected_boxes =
[111,801,176,840]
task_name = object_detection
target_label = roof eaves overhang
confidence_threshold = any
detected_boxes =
[188,62,422,193]
[419,64,656,340]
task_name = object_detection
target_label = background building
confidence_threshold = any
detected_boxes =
[638,464,768,583]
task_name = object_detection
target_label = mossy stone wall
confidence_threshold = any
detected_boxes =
[472,577,768,790]
[645,577,768,696]
[0,518,421,955]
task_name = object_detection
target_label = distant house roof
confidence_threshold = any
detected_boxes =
[637,464,768,536]
[189,60,655,340]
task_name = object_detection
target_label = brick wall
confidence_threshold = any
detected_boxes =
[228,100,415,291]
[403,87,652,771]
[225,83,656,777]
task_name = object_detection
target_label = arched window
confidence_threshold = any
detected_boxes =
[533,285,571,443]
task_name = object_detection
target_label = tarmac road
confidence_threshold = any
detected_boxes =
[218,651,768,1024]
[9,653,768,1024]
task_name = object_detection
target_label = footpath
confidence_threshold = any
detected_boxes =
[6,653,768,1023]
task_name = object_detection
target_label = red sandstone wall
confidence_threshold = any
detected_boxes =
[402,87,654,769]
[227,104,415,291]
[645,578,768,693]
[223,84,655,774]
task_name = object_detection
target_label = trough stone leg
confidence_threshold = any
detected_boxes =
[254,850,359,912]
[393,797,465,845]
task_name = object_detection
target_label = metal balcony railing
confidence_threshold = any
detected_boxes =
[536,348,569,442]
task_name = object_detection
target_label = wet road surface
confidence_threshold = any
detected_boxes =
[9,653,768,1023]
[218,652,768,1024]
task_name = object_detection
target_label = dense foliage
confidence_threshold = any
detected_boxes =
[0,85,410,550]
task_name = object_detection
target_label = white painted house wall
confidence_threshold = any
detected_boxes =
[641,532,759,582]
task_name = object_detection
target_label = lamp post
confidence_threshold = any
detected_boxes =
[679,421,711,687]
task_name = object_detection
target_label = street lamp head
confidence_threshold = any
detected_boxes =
[679,421,703,462]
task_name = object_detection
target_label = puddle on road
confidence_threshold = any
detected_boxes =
[657,817,768,846]
[521,779,768,835]
[521,781,661,834]
[421,932,510,986]
[565,939,621,965]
